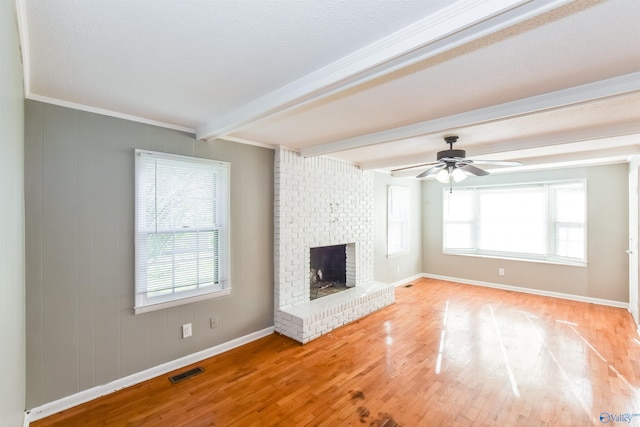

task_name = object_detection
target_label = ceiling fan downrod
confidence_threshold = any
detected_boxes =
[438,135,465,160]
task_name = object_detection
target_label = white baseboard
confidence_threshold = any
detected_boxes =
[420,273,629,309]
[25,326,275,424]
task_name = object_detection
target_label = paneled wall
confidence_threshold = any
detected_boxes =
[0,2,26,426]
[24,101,274,408]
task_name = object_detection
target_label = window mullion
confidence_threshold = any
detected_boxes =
[473,190,479,252]
[546,184,552,257]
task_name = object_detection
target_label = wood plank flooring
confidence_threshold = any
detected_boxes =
[32,278,640,426]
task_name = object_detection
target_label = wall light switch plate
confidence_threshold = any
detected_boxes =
[182,323,192,338]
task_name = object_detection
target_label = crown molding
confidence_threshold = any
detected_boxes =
[211,135,277,150]
[15,0,30,96]
[197,0,572,141]
[17,0,194,135]
[302,71,640,159]
[27,94,195,134]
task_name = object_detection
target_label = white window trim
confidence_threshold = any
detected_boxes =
[134,149,231,315]
[442,179,587,266]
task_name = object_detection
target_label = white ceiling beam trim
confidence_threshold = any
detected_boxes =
[461,122,640,159]
[196,0,571,141]
[302,71,640,158]
[369,121,640,171]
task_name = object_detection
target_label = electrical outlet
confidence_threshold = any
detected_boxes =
[210,315,219,329]
[396,266,400,273]
[182,323,192,338]
[499,268,505,276]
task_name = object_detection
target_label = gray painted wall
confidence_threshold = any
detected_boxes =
[422,164,629,302]
[373,173,423,283]
[24,101,274,408]
[0,2,26,426]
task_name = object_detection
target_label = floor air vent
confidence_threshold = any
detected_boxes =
[404,284,414,288]
[169,367,204,384]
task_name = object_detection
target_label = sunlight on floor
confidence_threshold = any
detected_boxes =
[564,321,640,407]
[524,315,594,419]
[488,305,521,398]
[435,300,449,375]
[432,295,639,420]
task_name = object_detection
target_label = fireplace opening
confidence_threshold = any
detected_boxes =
[310,244,348,300]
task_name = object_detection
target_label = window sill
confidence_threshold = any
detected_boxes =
[134,288,231,315]
[387,250,410,258]
[442,251,587,268]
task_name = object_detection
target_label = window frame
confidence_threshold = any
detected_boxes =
[387,185,411,257]
[134,149,231,314]
[442,180,587,266]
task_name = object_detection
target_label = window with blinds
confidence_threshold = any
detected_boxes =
[134,150,230,314]
[388,185,410,256]
[443,180,586,265]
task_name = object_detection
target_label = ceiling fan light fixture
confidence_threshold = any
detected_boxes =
[435,165,468,183]
[435,167,451,183]
[451,167,467,183]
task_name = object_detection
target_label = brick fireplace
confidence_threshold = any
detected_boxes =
[274,148,395,344]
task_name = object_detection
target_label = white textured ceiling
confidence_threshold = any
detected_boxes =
[18,0,640,175]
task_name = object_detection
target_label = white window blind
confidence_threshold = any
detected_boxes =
[388,185,410,256]
[135,150,230,314]
[551,182,586,259]
[443,180,586,264]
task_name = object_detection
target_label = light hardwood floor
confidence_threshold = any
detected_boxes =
[32,278,640,426]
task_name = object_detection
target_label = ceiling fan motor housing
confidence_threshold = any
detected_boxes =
[437,149,465,160]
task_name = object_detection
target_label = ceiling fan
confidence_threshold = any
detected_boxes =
[396,135,522,182]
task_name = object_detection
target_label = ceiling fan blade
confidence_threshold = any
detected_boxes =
[469,160,522,166]
[391,161,440,173]
[416,163,446,178]
[458,163,489,176]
